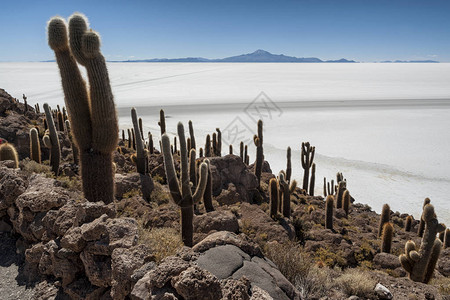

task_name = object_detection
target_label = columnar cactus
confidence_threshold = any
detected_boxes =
[23,94,28,112]
[65,120,79,165]
[174,137,178,153]
[212,132,217,156]
[301,142,315,193]
[239,141,244,161]
[244,145,248,165]
[336,172,344,183]
[343,189,350,217]
[159,109,166,135]
[203,159,214,212]
[444,228,450,248]
[127,129,132,148]
[325,195,334,230]
[381,222,394,253]
[57,111,65,131]
[269,178,278,219]
[48,13,118,203]
[229,144,233,155]
[131,128,136,150]
[399,204,445,283]
[148,132,154,154]
[309,163,316,196]
[138,117,144,139]
[418,198,431,237]
[188,120,196,150]
[30,128,41,163]
[205,134,211,157]
[323,177,327,197]
[254,120,263,185]
[279,172,290,218]
[216,128,222,156]
[405,215,413,232]
[131,108,154,201]
[286,147,292,183]
[378,204,390,237]
[0,143,19,168]
[43,103,61,176]
[335,181,346,209]
[162,122,208,247]
[189,148,197,188]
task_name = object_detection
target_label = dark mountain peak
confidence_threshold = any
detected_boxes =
[251,49,271,55]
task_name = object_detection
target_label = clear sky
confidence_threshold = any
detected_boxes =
[0,0,449,62]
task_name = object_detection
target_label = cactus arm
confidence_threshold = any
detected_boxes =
[161,133,182,204]
[192,162,208,204]
[47,16,92,148]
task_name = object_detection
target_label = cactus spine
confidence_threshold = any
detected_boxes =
[418,198,431,237]
[131,108,154,201]
[30,128,41,163]
[381,222,394,253]
[405,215,413,232]
[162,122,208,247]
[325,195,334,230]
[0,143,19,168]
[43,103,61,176]
[378,204,390,237]
[286,147,292,183]
[269,178,278,219]
[158,109,166,135]
[309,163,316,196]
[48,13,118,203]
[399,204,445,283]
[301,142,315,193]
[188,120,196,150]
[343,189,350,217]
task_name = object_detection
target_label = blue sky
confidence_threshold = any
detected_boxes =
[0,0,449,62]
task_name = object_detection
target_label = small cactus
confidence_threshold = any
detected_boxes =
[229,144,233,155]
[343,189,351,217]
[205,134,211,157]
[418,198,431,237]
[127,129,132,148]
[325,195,334,230]
[148,132,154,154]
[212,132,217,156]
[43,103,61,176]
[309,163,316,196]
[244,145,248,165]
[188,120,196,150]
[323,177,327,197]
[301,142,315,193]
[0,143,19,168]
[269,178,278,219]
[279,172,290,218]
[158,109,166,135]
[239,141,244,161]
[29,128,41,163]
[399,204,445,283]
[254,120,263,186]
[335,181,346,209]
[286,147,292,183]
[405,215,413,232]
[57,111,65,131]
[216,128,222,156]
[444,228,450,248]
[378,204,390,237]
[381,222,394,253]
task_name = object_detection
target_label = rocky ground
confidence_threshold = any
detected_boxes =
[0,88,449,300]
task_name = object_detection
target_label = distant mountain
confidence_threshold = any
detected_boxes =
[119,50,356,63]
[380,60,439,63]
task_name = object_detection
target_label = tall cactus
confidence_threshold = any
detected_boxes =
[399,204,445,283]
[335,181,346,209]
[279,172,290,218]
[325,195,334,230]
[43,103,61,176]
[286,147,292,183]
[0,143,19,168]
[418,198,431,237]
[216,128,222,156]
[131,108,154,201]
[188,120,196,150]
[57,111,65,131]
[204,134,211,157]
[47,13,118,203]
[301,142,315,193]
[159,109,166,135]
[65,120,79,165]
[127,129,132,148]
[309,163,316,196]
[239,141,244,162]
[378,204,391,237]
[162,122,208,247]
[269,178,278,219]
[30,128,41,163]
[381,222,394,253]
[323,177,327,197]
[148,132,154,154]
[212,132,217,156]
[254,120,263,185]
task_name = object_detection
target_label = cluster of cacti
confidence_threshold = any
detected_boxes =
[35,103,41,114]
[399,204,445,283]
[29,128,41,163]
[131,108,154,201]
[48,13,118,203]
[381,222,394,253]
[43,103,61,176]
[254,120,263,187]
[378,203,391,237]
[0,143,19,168]
[418,198,431,237]
[301,142,315,193]
[323,178,335,197]
[162,122,208,246]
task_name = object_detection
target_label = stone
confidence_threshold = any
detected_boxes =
[171,266,222,300]
[197,244,249,279]
[194,210,239,234]
[193,231,262,257]
[215,183,243,206]
[373,253,401,270]
[374,283,393,300]
[0,167,27,214]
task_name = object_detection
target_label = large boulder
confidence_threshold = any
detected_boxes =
[0,166,28,216]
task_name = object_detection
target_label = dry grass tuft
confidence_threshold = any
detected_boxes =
[138,226,183,263]
[334,268,376,298]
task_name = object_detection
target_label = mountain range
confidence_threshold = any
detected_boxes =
[121,49,356,63]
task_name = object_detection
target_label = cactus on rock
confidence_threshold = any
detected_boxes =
[43,103,61,176]
[309,163,316,196]
[278,172,290,218]
[336,181,346,209]
[254,120,263,186]
[30,128,41,163]
[162,122,208,247]
[216,128,222,156]
[418,198,431,237]
[48,13,118,203]
[343,189,350,217]
[399,204,445,283]
[325,195,334,230]
[381,222,394,253]
[405,215,413,232]
[0,143,19,168]
[378,204,390,237]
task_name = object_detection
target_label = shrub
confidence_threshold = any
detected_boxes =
[138,227,183,263]
[334,268,376,298]
[21,158,52,176]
